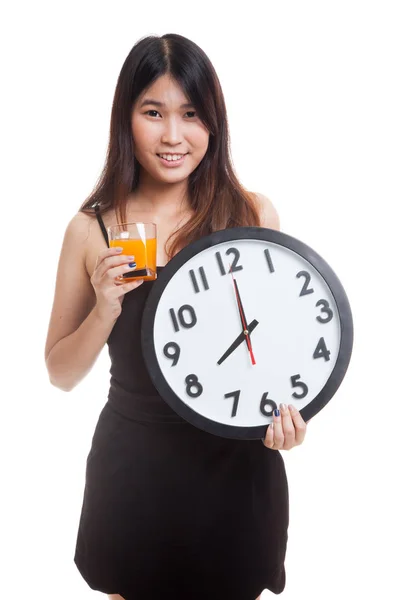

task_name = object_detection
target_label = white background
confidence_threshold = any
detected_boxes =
[1,1,399,598]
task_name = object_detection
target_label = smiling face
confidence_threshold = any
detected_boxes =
[131,75,210,185]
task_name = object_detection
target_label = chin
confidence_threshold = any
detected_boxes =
[158,173,190,184]
[154,166,194,183]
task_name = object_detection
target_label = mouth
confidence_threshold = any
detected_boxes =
[156,153,188,167]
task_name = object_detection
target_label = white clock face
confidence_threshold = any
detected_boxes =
[149,237,342,431]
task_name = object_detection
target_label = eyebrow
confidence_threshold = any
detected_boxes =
[139,98,195,109]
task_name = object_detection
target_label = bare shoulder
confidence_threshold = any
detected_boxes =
[64,210,96,247]
[64,210,102,276]
[253,192,280,231]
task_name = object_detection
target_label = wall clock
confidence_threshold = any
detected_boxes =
[141,227,353,440]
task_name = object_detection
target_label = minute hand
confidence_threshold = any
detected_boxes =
[217,319,259,365]
[232,277,256,365]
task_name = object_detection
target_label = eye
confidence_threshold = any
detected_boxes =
[145,110,161,118]
[144,109,197,119]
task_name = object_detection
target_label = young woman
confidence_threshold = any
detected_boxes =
[45,33,307,600]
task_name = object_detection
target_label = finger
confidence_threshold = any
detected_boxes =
[262,422,275,449]
[288,404,307,446]
[95,246,124,268]
[93,248,125,279]
[113,267,138,287]
[108,261,138,283]
[97,254,136,281]
[280,403,296,449]
[271,408,284,449]
[115,279,144,296]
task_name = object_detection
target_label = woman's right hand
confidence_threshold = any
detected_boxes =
[91,247,144,321]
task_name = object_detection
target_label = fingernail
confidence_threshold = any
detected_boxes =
[115,247,123,252]
[280,403,287,412]
[274,408,280,417]
[129,262,136,268]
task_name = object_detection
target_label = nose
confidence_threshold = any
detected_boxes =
[161,116,183,146]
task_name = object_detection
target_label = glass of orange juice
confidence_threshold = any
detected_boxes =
[107,222,157,282]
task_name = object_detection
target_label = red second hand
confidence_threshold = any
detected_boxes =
[229,266,256,365]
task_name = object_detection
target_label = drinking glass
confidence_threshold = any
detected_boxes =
[107,222,157,282]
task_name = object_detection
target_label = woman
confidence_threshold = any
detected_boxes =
[45,33,307,600]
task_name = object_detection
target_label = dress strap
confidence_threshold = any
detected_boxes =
[94,204,109,247]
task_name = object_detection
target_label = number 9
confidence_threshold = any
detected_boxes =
[163,342,181,366]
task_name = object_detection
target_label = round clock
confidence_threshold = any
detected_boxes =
[141,227,353,440]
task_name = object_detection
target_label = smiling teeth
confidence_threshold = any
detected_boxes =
[159,154,184,161]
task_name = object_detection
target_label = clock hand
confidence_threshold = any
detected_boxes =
[217,319,259,365]
[229,266,256,365]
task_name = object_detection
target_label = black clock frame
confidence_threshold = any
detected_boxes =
[141,227,353,440]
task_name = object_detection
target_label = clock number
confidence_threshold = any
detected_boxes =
[296,270,314,296]
[189,267,209,293]
[163,342,181,366]
[216,247,243,275]
[185,374,203,398]
[226,247,243,273]
[316,299,334,323]
[224,390,241,418]
[259,392,278,417]
[290,374,309,399]
[169,305,197,332]
[313,337,331,361]
[264,249,275,273]
[216,251,226,275]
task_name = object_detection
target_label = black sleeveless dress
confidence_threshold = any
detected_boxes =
[73,211,289,600]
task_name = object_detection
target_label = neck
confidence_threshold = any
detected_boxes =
[130,170,191,217]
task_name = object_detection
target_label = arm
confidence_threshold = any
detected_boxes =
[44,213,116,392]
[255,192,280,231]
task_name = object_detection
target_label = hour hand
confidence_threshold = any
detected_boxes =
[217,319,259,365]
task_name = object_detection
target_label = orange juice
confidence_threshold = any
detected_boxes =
[110,237,157,281]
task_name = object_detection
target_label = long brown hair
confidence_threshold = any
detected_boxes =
[79,33,261,258]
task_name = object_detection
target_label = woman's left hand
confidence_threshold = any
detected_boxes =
[262,403,307,450]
